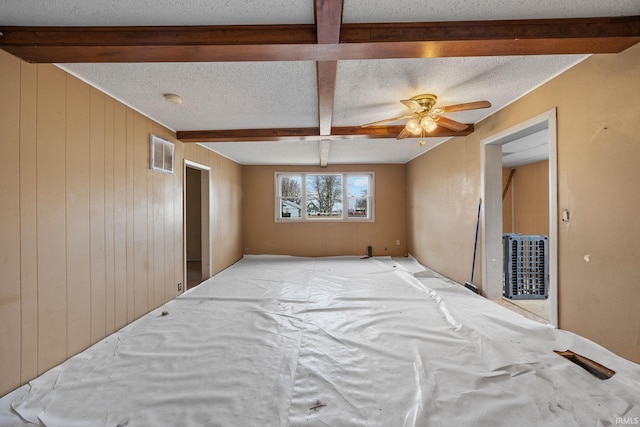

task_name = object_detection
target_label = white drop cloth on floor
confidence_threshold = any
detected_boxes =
[1,255,638,426]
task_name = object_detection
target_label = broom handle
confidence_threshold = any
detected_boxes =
[470,198,482,283]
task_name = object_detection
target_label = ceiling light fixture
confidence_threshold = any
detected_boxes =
[405,108,439,146]
[163,93,182,105]
[363,94,491,145]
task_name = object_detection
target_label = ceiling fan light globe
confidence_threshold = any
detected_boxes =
[421,116,438,133]
[406,119,422,135]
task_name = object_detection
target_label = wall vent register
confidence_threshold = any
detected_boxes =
[150,134,175,174]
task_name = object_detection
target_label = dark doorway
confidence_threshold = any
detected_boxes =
[185,166,205,290]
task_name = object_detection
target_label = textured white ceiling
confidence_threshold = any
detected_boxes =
[202,137,448,165]
[502,130,550,169]
[332,55,585,128]
[2,0,639,165]
[0,0,315,25]
[62,61,320,131]
[3,0,637,25]
[342,0,640,22]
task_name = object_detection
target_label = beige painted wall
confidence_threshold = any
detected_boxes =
[243,164,406,257]
[0,50,243,396]
[407,137,481,285]
[408,43,640,363]
[502,161,549,236]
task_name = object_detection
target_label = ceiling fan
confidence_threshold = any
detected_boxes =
[362,94,491,145]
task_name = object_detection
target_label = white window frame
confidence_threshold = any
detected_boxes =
[275,172,375,222]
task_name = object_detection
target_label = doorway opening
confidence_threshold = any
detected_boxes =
[184,160,211,291]
[481,108,558,327]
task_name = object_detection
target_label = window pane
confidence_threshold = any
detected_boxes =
[347,175,369,218]
[279,176,302,219]
[281,198,302,218]
[347,175,369,198]
[307,175,342,217]
[279,176,302,200]
[348,198,368,217]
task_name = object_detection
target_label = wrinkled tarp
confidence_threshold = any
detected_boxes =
[1,255,638,426]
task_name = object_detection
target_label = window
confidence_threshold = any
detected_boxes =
[346,175,370,218]
[276,172,373,221]
[278,175,303,218]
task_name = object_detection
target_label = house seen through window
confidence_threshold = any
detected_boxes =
[276,173,373,221]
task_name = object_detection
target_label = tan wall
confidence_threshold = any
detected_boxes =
[502,169,514,232]
[407,138,481,285]
[408,43,640,363]
[0,50,243,396]
[502,161,549,236]
[243,164,406,257]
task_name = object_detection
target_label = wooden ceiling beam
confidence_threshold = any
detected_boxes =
[316,0,342,45]
[176,124,474,143]
[316,61,338,136]
[3,16,636,48]
[341,16,640,42]
[3,37,638,63]
[1,15,635,147]
[314,0,343,136]
[1,16,638,63]
[0,24,317,46]
[177,128,321,142]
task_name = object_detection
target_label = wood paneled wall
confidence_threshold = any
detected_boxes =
[183,143,243,277]
[0,51,243,396]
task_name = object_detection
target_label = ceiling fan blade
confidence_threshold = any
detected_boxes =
[440,101,491,113]
[361,115,414,128]
[436,116,469,132]
[396,126,413,140]
[400,99,424,113]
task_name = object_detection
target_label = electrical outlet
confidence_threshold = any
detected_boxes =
[177,282,182,292]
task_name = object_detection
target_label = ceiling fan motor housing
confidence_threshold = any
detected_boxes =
[410,94,438,112]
